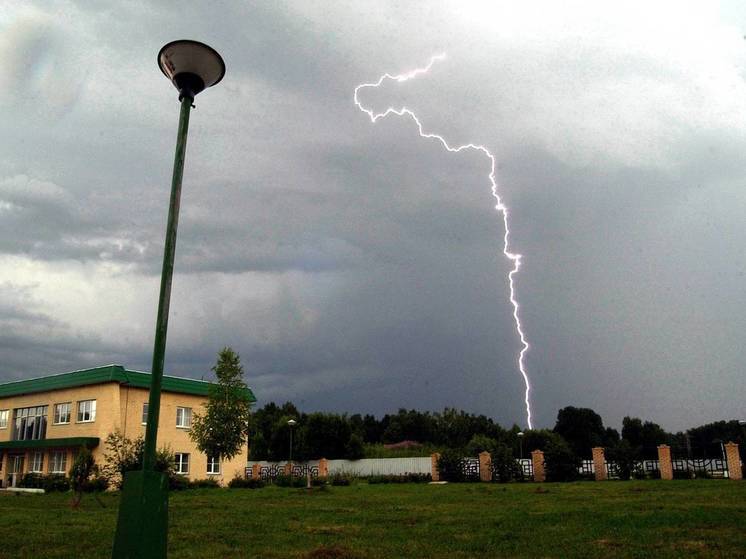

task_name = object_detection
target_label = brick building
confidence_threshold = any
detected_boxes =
[0,364,256,487]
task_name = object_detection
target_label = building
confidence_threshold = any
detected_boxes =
[0,364,256,488]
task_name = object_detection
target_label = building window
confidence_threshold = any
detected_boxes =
[176,407,192,429]
[53,403,71,425]
[50,451,67,474]
[174,453,190,475]
[141,403,149,425]
[207,455,220,475]
[12,406,48,441]
[31,452,44,473]
[0,409,8,429]
[77,400,96,423]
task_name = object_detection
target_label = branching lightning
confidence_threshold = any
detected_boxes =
[354,53,534,429]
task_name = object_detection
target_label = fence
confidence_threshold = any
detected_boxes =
[245,442,743,483]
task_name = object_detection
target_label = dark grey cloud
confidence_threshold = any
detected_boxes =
[1,1,746,431]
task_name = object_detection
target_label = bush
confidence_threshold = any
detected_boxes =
[275,474,309,488]
[330,473,351,486]
[490,444,523,483]
[102,430,174,489]
[189,478,220,489]
[228,476,266,489]
[544,440,580,482]
[82,476,109,493]
[169,474,191,491]
[20,473,69,492]
[437,448,465,482]
[367,473,431,484]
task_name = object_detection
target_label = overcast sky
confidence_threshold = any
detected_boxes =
[2,1,746,431]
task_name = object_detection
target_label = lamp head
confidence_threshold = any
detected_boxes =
[158,40,225,100]
[287,419,297,427]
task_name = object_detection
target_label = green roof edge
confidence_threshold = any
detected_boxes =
[0,437,100,450]
[0,365,256,402]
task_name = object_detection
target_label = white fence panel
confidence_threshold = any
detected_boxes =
[326,457,430,476]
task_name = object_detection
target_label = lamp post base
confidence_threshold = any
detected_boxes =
[112,470,169,559]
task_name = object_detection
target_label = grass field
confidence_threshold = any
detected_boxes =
[1,480,745,558]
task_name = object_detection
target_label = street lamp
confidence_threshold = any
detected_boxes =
[112,40,225,559]
[517,431,524,460]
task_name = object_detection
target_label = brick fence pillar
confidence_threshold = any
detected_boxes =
[531,449,545,482]
[592,447,607,481]
[318,458,328,478]
[431,453,441,482]
[725,442,742,480]
[251,463,260,480]
[479,451,492,482]
[658,444,673,480]
[283,462,292,476]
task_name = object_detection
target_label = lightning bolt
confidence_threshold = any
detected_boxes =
[354,53,534,429]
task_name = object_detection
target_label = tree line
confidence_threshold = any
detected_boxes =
[249,403,746,463]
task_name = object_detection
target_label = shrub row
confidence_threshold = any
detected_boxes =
[19,473,70,492]
[367,473,431,484]
[168,475,221,491]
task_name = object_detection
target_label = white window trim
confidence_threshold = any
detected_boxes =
[76,400,96,423]
[141,403,149,425]
[207,455,221,475]
[30,452,44,473]
[174,453,190,475]
[175,407,192,429]
[50,451,67,474]
[53,403,71,425]
[0,409,8,429]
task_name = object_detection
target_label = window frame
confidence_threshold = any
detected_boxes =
[141,403,149,425]
[50,451,67,474]
[175,407,192,429]
[76,400,97,423]
[206,455,220,475]
[0,409,8,429]
[53,403,71,425]
[30,451,44,473]
[174,453,190,475]
[12,406,48,441]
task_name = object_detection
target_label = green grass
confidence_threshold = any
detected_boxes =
[1,480,745,558]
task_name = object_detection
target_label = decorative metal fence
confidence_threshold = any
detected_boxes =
[671,457,727,477]
[578,460,594,476]
[292,463,320,478]
[461,457,481,481]
[257,463,284,481]
[518,458,533,479]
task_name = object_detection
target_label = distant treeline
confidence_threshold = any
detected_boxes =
[248,402,746,462]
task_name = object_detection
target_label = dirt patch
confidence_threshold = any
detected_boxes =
[534,487,550,494]
[304,545,364,559]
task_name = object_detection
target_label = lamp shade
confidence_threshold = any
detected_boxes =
[158,40,225,99]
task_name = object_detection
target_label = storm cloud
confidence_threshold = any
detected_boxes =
[2,1,746,430]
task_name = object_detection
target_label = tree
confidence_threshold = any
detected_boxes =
[553,406,606,458]
[345,433,365,459]
[621,416,671,459]
[544,438,580,482]
[465,434,497,456]
[190,347,253,461]
[490,443,523,482]
[69,448,109,508]
[102,430,174,489]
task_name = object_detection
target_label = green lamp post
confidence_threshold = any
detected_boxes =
[112,40,225,559]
